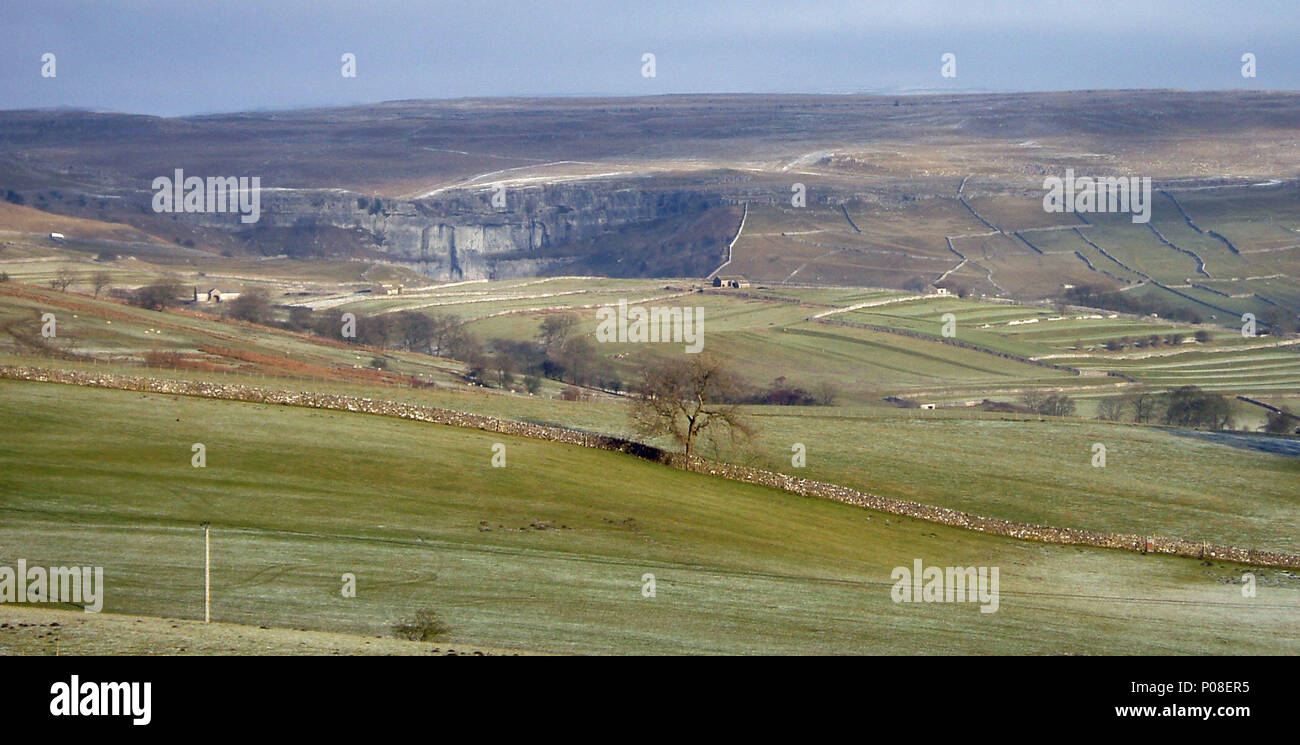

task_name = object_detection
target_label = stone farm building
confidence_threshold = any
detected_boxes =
[713,275,751,289]
[193,287,241,303]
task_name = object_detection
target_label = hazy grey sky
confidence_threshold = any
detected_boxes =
[3,0,1297,116]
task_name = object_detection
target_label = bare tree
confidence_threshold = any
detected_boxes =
[427,313,466,356]
[90,270,112,298]
[227,288,273,324]
[50,267,75,292]
[1021,390,1047,412]
[1096,396,1125,421]
[1125,389,1159,423]
[812,380,838,406]
[397,310,433,352]
[1038,394,1076,417]
[537,313,579,354]
[630,354,753,461]
[391,608,450,642]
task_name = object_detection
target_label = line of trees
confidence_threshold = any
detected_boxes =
[289,307,479,360]
[1095,386,1233,430]
[1061,284,1205,324]
[284,308,620,393]
[281,306,843,406]
[1102,331,1203,351]
[40,268,115,297]
[1020,391,1077,416]
[1062,284,1298,336]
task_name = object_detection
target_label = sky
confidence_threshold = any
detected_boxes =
[2,0,1297,116]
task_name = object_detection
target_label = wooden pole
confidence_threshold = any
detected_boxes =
[202,522,211,623]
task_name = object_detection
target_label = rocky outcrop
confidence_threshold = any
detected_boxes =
[176,183,724,280]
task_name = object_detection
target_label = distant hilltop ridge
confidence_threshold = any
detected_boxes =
[1,90,1297,285]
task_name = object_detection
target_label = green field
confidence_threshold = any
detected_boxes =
[725,187,1300,320]
[2,379,1296,654]
[736,407,1300,553]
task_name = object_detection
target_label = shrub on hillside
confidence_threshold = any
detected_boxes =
[143,348,184,369]
[902,276,930,293]
[523,374,542,394]
[227,288,273,324]
[1264,408,1299,435]
[391,609,450,642]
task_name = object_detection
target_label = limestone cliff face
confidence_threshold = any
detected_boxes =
[28,171,727,279]
[182,182,721,280]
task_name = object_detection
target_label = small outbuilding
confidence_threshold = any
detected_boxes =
[193,287,241,303]
[713,275,751,289]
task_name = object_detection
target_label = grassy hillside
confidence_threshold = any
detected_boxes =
[737,407,1300,553]
[1,379,1296,654]
[726,185,1300,323]
[0,606,513,656]
[0,282,471,389]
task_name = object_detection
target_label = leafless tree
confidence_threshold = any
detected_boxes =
[812,380,838,406]
[537,313,579,354]
[228,288,273,324]
[427,313,467,356]
[1125,389,1160,423]
[1096,396,1126,421]
[630,354,753,461]
[1038,394,1076,417]
[50,267,75,292]
[1021,390,1047,412]
[91,270,112,298]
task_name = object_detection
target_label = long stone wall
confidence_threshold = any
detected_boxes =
[4,364,1296,569]
[813,318,1090,376]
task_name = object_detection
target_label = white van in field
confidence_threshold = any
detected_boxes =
[49,232,65,241]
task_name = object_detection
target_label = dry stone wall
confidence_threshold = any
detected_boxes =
[4,364,1295,569]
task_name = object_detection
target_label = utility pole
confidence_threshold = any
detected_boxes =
[201,522,211,623]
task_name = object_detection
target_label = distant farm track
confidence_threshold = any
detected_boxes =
[5,364,1297,569]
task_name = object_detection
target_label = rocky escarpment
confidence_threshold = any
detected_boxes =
[157,182,726,280]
